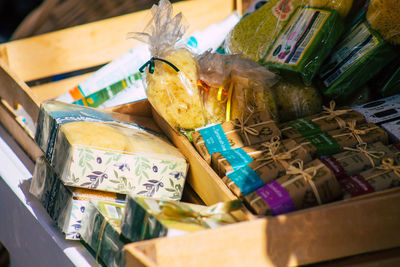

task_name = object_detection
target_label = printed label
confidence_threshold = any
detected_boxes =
[340,174,375,197]
[265,7,330,66]
[307,132,341,156]
[220,148,253,171]
[272,0,295,21]
[288,118,321,137]
[227,166,264,196]
[321,156,347,179]
[199,125,231,155]
[256,181,296,215]
[98,201,125,220]
[319,22,380,87]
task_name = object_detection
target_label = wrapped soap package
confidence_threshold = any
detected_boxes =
[130,0,205,130]
[340,158,400,199]
[80,200,126,267]
[273,76,323,122]
[317,18,399,101]
[381,119,400,143]
[211,138,298,177]
[121,196,242,242]
[321,142,400,180]
[30,157,126,240]
[279,101,365,139]
[35,101,160,161]
[244,159,342,215]
[52,121,188,199]
[198,52,279,124]
[262,5,345,85]
[221,138,312,197]
[294,121,388,157]
[192,110,281,164]
[351,94,400,124]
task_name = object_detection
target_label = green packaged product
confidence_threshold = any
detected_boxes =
[80,200,126,267]
[318,21,398,101]
[263,6,345,85]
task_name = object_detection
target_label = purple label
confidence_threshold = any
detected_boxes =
[255,181,296,215]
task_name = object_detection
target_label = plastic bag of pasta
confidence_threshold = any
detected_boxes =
[198,52,279,123]
[130,0,205,130]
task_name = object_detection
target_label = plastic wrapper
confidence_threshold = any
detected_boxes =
[211,138,298,177]
[381,120,400,143]
[29,157,126,240]
[244,159,342,215]
[221,138,312,197]
[321,142,400,180]
[366,0,400,45]
[317,18,398,101]
[52,121,188,198]
[262,5,345,85]
[351,94,400,124]
[35,101,160,162]
[198,52,279,124]
[273,76,322,122]
[279,101,366,138]
[340,158,400,199]
[130,0,205,130]
[191,110,281,164]
[121,196,242,242]
[294,121,389,157]
[80,200,126,267]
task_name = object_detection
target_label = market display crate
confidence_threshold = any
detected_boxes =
[0,0,399,266]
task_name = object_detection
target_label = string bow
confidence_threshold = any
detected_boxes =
[344,143,386,168]
[377,158,400,178]
[254,136,292,170]
[139,57,180,74]
[233,110,260,146]
[321,101,350,128]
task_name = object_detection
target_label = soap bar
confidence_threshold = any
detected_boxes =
[29,157,126,240]
[35,101,160,161]
[351,94,400,124]
[52,121,188,199]
[80,200,126,267]
[381,119,400,143]
[121,196,242,242]
[263,6,344,85]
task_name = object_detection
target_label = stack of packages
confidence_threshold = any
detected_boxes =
[29,100,244,266]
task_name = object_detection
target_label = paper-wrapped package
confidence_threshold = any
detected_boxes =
[244,159,342,215]
[279,101,365,139]
[321,142,400,180]
[35,101,160,161]
[121,196,242,242]
[52,121,188,199]
[30,157,126,240]
[340,158,400,199]
[192,110,281,164]
[221,138,312,197]
[80,200,126,267]
[294,121,388,157]
[211,138,297,177]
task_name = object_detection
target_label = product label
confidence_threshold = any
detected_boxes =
[199,125,231,155]
[256,181,296,215]
[227,166,264,196]
[288,118,321,137]
[265,7,330,66]
[339,174,375,197]
[319,22,380,87]
[272,0,295,21]
[220,148,253,171]
[321,156,348,179]
[307,132,341,156]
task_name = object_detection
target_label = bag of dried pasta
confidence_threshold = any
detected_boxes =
[198,52,279,123]
[130,0,205,130]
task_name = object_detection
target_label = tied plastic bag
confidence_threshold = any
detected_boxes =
[198,51,279,123]
[130,0,205,130]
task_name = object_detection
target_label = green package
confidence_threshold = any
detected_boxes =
[121,196,241,242]
[317,21,398,101]
[262,6,345,85]
[80,200,126,267]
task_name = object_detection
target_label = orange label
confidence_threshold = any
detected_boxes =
[272,0,294,21]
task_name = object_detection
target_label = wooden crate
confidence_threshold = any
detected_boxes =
[0,0,399,266]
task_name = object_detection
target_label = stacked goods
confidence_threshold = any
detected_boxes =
[191,110,281,164]
[317,0,400,101]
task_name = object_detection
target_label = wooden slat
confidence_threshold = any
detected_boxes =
[0,0,234,82]
[125,187,400,267]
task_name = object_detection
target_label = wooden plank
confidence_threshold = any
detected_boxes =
[0,101,43,161]
[0,0,235,82]
[125,188,400,267]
